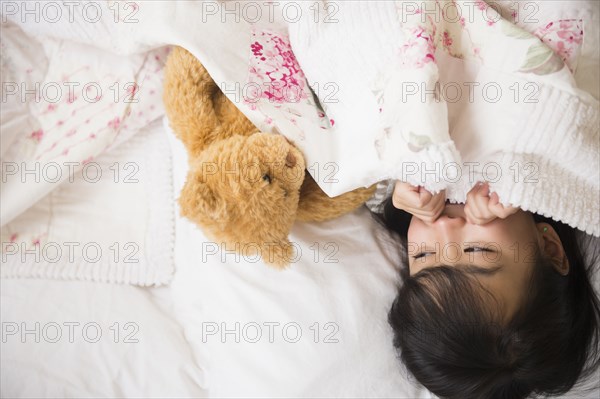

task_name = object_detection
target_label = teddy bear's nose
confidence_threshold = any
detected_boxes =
[285,151,296,168]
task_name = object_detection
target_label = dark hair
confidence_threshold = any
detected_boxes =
[376,197,600,399]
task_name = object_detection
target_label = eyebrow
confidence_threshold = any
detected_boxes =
[431,264,504,275]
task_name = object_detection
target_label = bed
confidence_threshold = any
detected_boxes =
[2,117,432,398]
[1,1,599,397]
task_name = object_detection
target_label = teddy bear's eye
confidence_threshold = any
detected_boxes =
[262,173,272,184]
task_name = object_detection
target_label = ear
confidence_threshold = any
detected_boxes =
[536,223,570,275]
[178,172,225,222]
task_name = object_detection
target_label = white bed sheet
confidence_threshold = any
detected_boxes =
[1,120,431,398]
[1,121,598,398]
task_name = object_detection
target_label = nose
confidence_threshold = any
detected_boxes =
[435,214,466,227]
[440,203,467,220]
[285,151,296,168]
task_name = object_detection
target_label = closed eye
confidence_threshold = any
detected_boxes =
[412,252,435,260]
[413,246,494,259]
[464,246,494,253]
[262,174,272,184]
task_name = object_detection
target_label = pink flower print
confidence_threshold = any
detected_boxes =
[246,30,309,105]
[487,19,496,27]
[61,148,69,156]
[511,10,518,22]
[30,129,44,142]
[126,83,139,99]
[398,26,436,68]
[475,0,487,11]
[9,233,18,242]
[82,156,93,165]
[330,119,335,126]
[32,238,41,246]
[251,41,263,56]
[108,117,121,130]
[556,41,572,59]
[442,31,453,48]
[66,129,77,137]
[47,104,56,112]
[459,17,465,27]
[557,23,582,45]
[534,19,583,73]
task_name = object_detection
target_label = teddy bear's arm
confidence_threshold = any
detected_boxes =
[163,47,257,158]
[296,174,377,222]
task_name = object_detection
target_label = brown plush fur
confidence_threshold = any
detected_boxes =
[163,47,375,267]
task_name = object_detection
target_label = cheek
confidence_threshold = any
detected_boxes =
[407,217,427,244]
[477,215,536,250]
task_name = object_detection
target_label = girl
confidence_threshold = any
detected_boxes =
[376,181,600,398]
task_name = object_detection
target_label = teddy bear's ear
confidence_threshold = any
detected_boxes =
[178,175,225,222]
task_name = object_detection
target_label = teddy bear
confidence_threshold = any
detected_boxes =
[163,47,376,267]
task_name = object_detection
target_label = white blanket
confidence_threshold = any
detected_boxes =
[96,0,597,236]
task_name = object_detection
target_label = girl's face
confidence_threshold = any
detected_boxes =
[407,204,566,322]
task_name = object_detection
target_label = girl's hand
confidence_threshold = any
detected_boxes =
[392,181,446,223]
[464,182,519,225]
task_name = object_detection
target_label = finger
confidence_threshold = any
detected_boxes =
[475,183,496,218]
[489,192,519,219]
[417,186,433,207]
[403,187,438,211]
[467,183,491,220]
[432,189,446,203]
[408,189,446,219]
[431,191,446,218]
[412,213,438,224]
[478,181,490,198]
[395,181,418,194]
[404,205,445,224]
[392,182,420,209]
[403,206,440,219]
[466,181,483,206]
[464,199,493,225]
[464,204,478,224]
